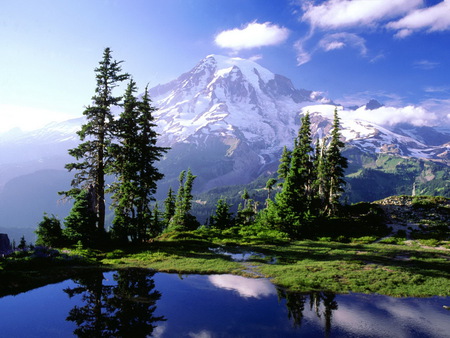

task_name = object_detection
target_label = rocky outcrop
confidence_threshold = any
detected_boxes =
[0,233,12,256]
[374,196,450,236]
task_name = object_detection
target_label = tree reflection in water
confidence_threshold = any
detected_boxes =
[278,288,338,336]
[64,268,165,337]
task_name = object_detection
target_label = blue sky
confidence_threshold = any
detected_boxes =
[1,0,449,131]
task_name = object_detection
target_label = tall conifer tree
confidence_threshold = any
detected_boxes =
[109,80,168,242]
[65,48,129,236]
[325,108,348,215]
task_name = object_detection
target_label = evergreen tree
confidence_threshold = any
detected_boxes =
[210,198,234,229]
[265,178,277,207]
[236,190,258,226]
[35,213,63,247]
[325,108,348,215]
[312,138,328,215]
[149,204,164,238]
[109,80,167,243]
[277,146,291,183]
[65,48,129,237]
[64,189,98,247]
[168,169,198,231]
[264,113,315,236]
[163,187,176,227]
[18,236,27,251]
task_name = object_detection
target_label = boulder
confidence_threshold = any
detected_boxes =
[0,233,12,256]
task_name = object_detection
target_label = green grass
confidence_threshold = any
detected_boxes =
[2,234,450,298]
[255,240,450,297]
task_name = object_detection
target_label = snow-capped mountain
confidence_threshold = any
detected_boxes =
[149,54,328,151]
[1,54,450,230]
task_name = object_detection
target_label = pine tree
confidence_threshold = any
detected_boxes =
[312,138,328,215]
[109,80,168,243]
[325,108,348,215]
[210,198,233,229]
[265,113,315,236]
[65,48,129,237]
[63,189,98,247]
[276,113,313,211]
[277,146,291,183]
[168,169,198,231]
[265,178,277,207]
[35,213,63,247]
[163,187,176,227]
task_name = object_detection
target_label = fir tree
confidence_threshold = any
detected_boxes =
[35,213,63,247]
[265,178,277,207]
[277,146,291,183]
[65,48,129,237]
[168,169,198,231]
[109,80,168,243]
[63,189,98,247]
[210,198,233,230]
[265,113,315,236]
[312,138,328,215]
[325,108,348,215]
[163,187,176,227]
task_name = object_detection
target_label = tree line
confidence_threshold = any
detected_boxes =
[35,48,348,248]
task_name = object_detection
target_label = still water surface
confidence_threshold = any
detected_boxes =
[0,269,449,337]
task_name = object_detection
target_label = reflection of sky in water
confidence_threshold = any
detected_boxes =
[330,294,450,338]
[1,271,449,337]
[208,274,276,298]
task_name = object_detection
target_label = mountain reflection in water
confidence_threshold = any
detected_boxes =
[0,269,449,337]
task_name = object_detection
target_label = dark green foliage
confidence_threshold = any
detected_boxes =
[210,198,234,229]
[35,214,64,247]
[277,146,291,183]
[261,110,349,238]
[264,113,315,236]
[18,236,27,250]
[65,47,129,234]
[108,80,168,243]
[163,187,176,226]
[325,109,348,215]
[167,169,199,231]
[265,178,277,206]
[63,190,98,247]
[236,189,259,226]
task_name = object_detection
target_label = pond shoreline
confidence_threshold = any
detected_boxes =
[2,237,450,298]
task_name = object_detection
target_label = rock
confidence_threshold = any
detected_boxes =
[0,233,12,256]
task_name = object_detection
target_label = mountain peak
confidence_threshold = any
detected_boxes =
[201,54,275,87]
[365,99,384,110]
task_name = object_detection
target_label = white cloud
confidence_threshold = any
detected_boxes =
[303,103,439,127]
[248,54,263,62]
[0,104,77,133]
[388,0,450,37]
[318,33,368,55]
[301,0,422,29]
[353,105,437,126]
[188,330,213,338]
[294,40,312,65]
[423,86,450,93]
[413,60,440,70]
[215,22,289,50]
[208,274,276,298]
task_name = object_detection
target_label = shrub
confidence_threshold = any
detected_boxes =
[35,214,64,247]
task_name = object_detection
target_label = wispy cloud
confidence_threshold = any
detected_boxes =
[387,0,450,38]
[295,0,449,66]
[318,33,367,55]
[215,21,289,50]
[423,86,450,93]
[337,90,405,108]
[413,60,440,70]
[301,0,421,30]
